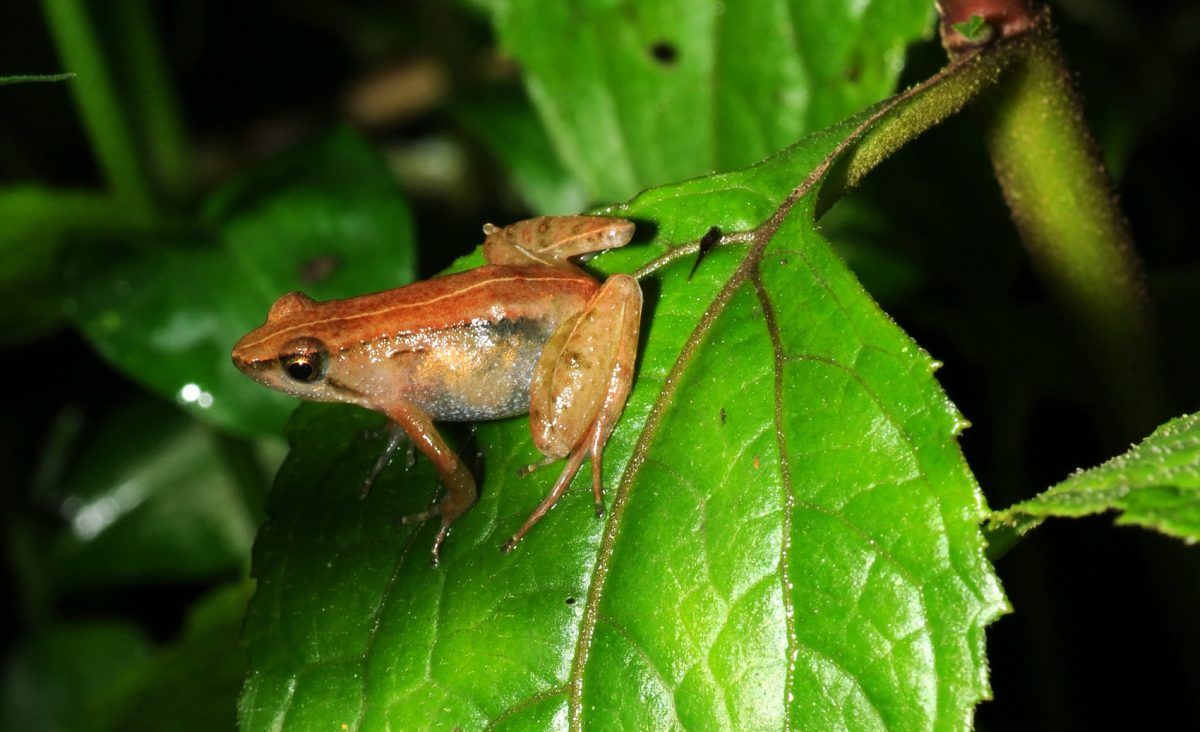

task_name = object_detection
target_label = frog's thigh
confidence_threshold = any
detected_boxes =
[530,274,641,458]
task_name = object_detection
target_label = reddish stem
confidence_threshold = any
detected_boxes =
[936,0,1038,53]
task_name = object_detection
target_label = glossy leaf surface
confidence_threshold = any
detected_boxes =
[240,76,1006,730]
[66,130,416,436]
[994,411,1200,543]
[48,400,261,590]
[478,0,933,201]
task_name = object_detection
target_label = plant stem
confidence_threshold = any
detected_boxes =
[954,8,1161,433]
[112,0,191,201]
[41,0,155,217]
[0,73,75,85]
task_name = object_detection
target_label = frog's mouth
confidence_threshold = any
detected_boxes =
[230,352,274,373]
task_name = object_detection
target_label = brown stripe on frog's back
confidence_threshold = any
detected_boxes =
[237,265,596,358]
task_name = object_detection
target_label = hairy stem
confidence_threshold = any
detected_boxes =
[954,8,1160,432]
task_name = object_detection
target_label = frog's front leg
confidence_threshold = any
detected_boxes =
[502,273,642,553]
[384,398,477,565]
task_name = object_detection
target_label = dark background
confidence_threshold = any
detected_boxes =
[2,0,1198,728]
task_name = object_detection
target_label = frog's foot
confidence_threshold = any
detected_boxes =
[516,455,557,478]
[360,423,409,499]
[501,444,589,554]
[398,501,453,567]
[383,399,480,566]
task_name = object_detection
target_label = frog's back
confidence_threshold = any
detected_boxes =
[250,265,596,355]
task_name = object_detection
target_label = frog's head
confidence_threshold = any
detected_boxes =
[232,291,347,403]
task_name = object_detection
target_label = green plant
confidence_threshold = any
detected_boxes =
[4,0,1198,730]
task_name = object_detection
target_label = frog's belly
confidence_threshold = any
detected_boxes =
[387,317,558,422]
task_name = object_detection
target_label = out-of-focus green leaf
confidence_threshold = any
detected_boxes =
[479,0,933,201]
[239,64,1007,729]
[1,622,149,732]
[47,399,260,590]
[85,582,252,732]
[993,411,1200,542]
[454,90,587,215]
[0,186,137,345]
[66,130,417,436]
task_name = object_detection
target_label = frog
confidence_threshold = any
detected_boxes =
[231,216,642,564]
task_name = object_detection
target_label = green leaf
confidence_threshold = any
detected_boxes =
[1,621,150,732]
[240,62,1008,730]
[47,399,263,591]
[0,186,138,345]
[85,582,253,732]
[951,15,993,44]
[480,0,933,201]
[0,584,251,732]
[66,130,417,436]
[992,411,1200,543]
[453,90,588,215]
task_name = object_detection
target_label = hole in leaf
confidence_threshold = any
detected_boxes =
[565,597,576,605]
[649,42,677,65]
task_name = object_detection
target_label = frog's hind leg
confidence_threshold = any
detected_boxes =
[482,216,635,270]
[503,274,641,552]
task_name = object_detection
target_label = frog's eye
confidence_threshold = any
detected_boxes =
[280,338,328,383]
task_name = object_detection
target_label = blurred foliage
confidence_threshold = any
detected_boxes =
[1,0,1199,730]
[47,399,261,591]
[66,130,416,436]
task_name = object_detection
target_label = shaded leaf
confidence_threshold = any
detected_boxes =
[0,584,251,732]
[0,186,137,345]
[480,0,933,201]
[85,583,252,732]
[48,399,262,591]
[1,622,149,732]
[240,61,1007,730]
[993,411,1200,543]
[66,130,417,435]
[453,89,587,215]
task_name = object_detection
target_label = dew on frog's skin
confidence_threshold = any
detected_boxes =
[179,382,214,409]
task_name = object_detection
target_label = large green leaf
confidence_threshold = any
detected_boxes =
[66,130,416,436]
[993,411,1200,543]
[478,0,933,202]
[240,57,1009,730]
